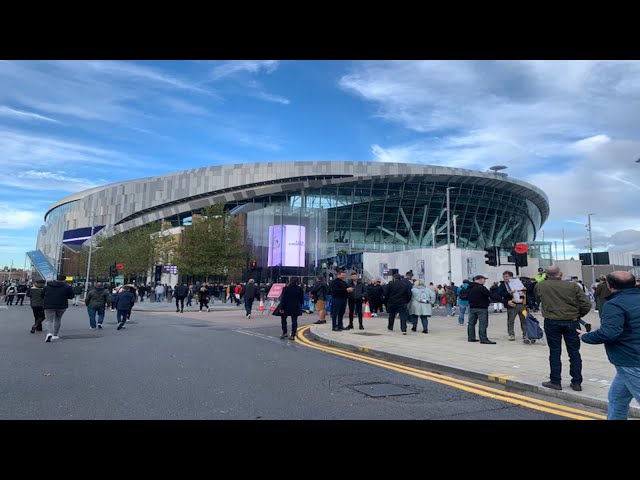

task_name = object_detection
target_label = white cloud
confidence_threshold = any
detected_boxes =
[160,97,212,116]
[254,91,291,105]
[0,204,40,230]
[341,61,640,257]
[0,129,152,170]
[0,106,60,123]
[569,134,611,153]
[84,61,212,95]
[211,61,280,80]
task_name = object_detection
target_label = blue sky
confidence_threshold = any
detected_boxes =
[1,60,640,268]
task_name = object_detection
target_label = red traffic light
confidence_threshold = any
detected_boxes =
[514,243,528,254]
[116,263,124,271]
[250,261,257,268]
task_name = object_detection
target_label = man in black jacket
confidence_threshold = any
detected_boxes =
[385,273,412,334]
[16,283,28,306]
[329,271,349,331]
[241,279,260,318]
[42,275,74,342]
[346,272,368,330]
[466,275,503,344]
[174,282,189,313]
[27,280,46,333]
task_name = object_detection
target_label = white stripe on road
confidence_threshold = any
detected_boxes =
[234,329,283,344]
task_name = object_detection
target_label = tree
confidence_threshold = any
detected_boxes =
[152,225,178,268]
[174,204,245,280]
[79,222,160,282]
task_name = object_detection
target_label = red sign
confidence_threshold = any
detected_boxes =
[267,283,286,298]
[514,243,529,254]
[116,263,124,271]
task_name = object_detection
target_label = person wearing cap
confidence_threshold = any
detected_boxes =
[535,268,546,283]
[465,275,503,344]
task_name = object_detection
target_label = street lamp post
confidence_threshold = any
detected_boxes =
[83,212,96,298]
[587,213,596,286]
[446,187,456,286]
[452,214,458,248]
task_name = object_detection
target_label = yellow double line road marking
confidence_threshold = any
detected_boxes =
[295,326,604,420]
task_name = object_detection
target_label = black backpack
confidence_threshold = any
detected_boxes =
[458,286,470,301]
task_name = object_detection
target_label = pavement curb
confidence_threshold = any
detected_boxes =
[308,326,640,419]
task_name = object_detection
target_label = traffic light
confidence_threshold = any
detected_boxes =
[109,264,117,277]
[250,261,257,268]
[484,246,498,266]
[511,249,528,267]
[511,243,529,267]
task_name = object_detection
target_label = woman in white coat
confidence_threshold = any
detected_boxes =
[409,279,436,333]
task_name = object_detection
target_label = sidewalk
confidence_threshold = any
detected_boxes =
[309,308,640,418]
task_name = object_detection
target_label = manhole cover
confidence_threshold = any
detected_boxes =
[59,334,103,339]
[353,332,383,336]
[348,383,417,397]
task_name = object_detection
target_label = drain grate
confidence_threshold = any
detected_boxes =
[348,383,417,397]
[352,332,383,336]
[59,334,103,339]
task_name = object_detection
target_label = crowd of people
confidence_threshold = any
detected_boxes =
[4,265,640,419]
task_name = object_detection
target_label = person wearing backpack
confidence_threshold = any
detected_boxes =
[409,279,436,333]
[456,280,471,326]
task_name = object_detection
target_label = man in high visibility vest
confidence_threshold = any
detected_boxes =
[535,267,546,283]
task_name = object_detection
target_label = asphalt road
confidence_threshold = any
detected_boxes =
[0,303,583,420]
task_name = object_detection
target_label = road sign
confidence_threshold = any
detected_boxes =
[514,243,529,254]
[267,283,286,298]
[116,263,124,271]
[114,275,124,285]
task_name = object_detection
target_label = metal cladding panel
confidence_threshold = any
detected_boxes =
[41,161,549,244]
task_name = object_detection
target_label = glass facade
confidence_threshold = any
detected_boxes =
[37,201,78,268]
[187,178,545,277]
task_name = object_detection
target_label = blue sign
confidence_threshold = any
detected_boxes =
[62,226,105,245]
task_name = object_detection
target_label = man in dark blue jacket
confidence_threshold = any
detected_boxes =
[578,271,640,420]
[114,286,136,330]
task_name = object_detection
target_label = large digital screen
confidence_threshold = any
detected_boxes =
[267,225,306,267]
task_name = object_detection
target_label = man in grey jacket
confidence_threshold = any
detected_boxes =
[85,282,111,329]
[42,275,74,342]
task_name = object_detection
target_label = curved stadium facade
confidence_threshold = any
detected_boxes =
[35,162,549,281]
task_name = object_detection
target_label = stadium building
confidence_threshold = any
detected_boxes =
[31,162,550,284]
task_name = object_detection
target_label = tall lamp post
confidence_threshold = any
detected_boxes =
[446,187,456,286]
[83,212,96,298]
[587,213,596,286]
